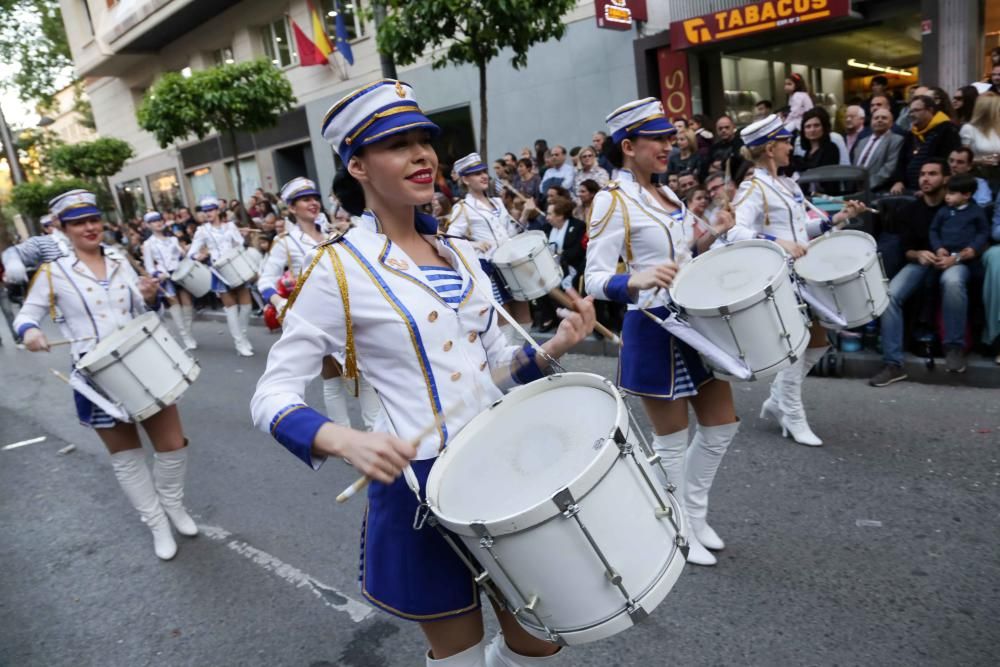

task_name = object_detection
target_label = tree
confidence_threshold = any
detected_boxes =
[49,138,135,220]
[375,0,576,160]
[11,177,111,219]
[137,59,296,220]
[0,0,72,107]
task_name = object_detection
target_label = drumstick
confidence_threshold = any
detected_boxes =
[45,336,97,348]
[548,287,621,345]
[49,368,71,384]
[335,400,461,504]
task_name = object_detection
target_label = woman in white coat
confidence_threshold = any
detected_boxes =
[142,210,197,349]
[14,190,199,561]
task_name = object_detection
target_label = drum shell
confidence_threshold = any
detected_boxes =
[492,232,563,301]
[214,246,257,287]
[76,312,200,421]
[171,259,213,297]
[244,247,264,273]
[795,232,890,329]
[672,246,809,381]
[428,373,685,645]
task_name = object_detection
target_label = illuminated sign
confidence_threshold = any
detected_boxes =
[595,0,648,31]
[670,0,851,49]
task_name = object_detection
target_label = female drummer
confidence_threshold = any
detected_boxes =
[186,195,254,356]
[251,80,594,666]
[724,115,867,447]
[447,153,533,334]
[142,210,197,350]
[584,98,740,568]
[259,177,380,430]
[14,189,199,561]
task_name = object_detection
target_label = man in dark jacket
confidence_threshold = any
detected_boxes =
[890,94,961,193]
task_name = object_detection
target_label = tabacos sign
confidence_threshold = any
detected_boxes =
[670,0,851,49]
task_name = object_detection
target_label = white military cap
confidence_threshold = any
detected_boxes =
[454,152,488,177]
[740,114,793,147]
[606,97,676,144]
[198,195,220,210]
[143,211,163,223]
[49,189,100,222]
[321,79,440,165]
[280,177,321,205]
[40,214,54,227]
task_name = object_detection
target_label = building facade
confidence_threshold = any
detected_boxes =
[59,0,649,217]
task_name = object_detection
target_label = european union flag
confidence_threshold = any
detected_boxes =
[335,1,354,65]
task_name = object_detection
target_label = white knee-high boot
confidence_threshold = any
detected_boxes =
[225,306,251,356]
[652,430,714,566]
[237,303,253,351]
[167,303,185,338]
[181,304,197,349]
[485,633,564,666]
[110,448,177,561]
[684,421,740,553]
[777,346,828,447]
[427,636,488,666]
[323,377,352,427]
[358,375,381,431]
[153,446,198,537]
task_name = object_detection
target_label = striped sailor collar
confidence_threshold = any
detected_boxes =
[361,208,439,236]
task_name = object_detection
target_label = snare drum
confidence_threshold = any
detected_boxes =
[670,240,809,381]
[75,312,200,421]
[491,231,563,301]
[213,246,258,288]
[427,373,686,646]
[244,247,265,274]
[794,230,889,329]
[171,259,213,297]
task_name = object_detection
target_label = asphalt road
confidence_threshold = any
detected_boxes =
[1,319,998,667]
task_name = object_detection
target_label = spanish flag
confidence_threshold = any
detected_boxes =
[292,1,334,66]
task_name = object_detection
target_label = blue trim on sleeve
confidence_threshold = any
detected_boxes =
[16,322,39,337]
[757,233,778,242]
[261,287,278,302]
[605,273,633,304]
[511,344,545,385]
[820,220,834,233]
[270,403,331,469]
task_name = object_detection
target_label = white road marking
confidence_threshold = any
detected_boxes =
[2,436,47,451]
[199,523,372,623]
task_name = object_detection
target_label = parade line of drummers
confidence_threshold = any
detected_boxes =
[9,82,904,665]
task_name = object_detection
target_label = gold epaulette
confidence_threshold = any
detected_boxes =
[317,228,348,248]
[604,180,620,191]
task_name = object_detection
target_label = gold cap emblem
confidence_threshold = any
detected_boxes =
[394,81,405,98]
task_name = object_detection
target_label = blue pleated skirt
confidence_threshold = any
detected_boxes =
[618,306,714,399]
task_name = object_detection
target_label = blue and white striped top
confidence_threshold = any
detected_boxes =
[420,265,464,305]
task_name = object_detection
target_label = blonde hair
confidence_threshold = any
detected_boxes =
[677,128,698,156]
[969,93,1000,136]
[740,144,769,163]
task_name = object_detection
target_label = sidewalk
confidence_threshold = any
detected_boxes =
[200,310,1000,389]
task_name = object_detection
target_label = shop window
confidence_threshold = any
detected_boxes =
[226,157,261,206]
[147,169,184,211]
[321,0,365,41]
[115,179,147,222]
[188,167,216,204]
[261,18,298,68]
[213,46,235,66]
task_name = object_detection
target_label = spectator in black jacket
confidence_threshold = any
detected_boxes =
[534,198,586,331]
[891,94,962,193]
[708,114,743,180]
[793,108,841,192]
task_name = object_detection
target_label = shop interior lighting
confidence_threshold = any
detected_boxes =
[847,58,914,77]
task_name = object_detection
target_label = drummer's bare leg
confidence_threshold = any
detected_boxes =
[141,405,198,537]
[419,610,487,663]
[321,356,351,427]
[686,380,740,554]
[177,289,197,349]
[486,599,562,662]
[98,422,178,559]
[500,301,532,343]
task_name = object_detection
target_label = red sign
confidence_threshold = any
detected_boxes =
[921,19,932,35]
[595,0,648,31]
[670,0,851,49]
[657,48,693,120]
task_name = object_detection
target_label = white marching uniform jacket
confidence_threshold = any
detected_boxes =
[142,234,184,277]
[584,170,692,306]
[726,168,825,245]
[258,224,330,303]
[186,222,243,262]
[13,248,151,359]
[250,215,545,469]
[447,194,520,260]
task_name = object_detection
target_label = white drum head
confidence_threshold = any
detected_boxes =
[492,231,547,265]
[78,312,159,370]
[671,240,786,311]
[795,231,876,282]
[430,374,620,524]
